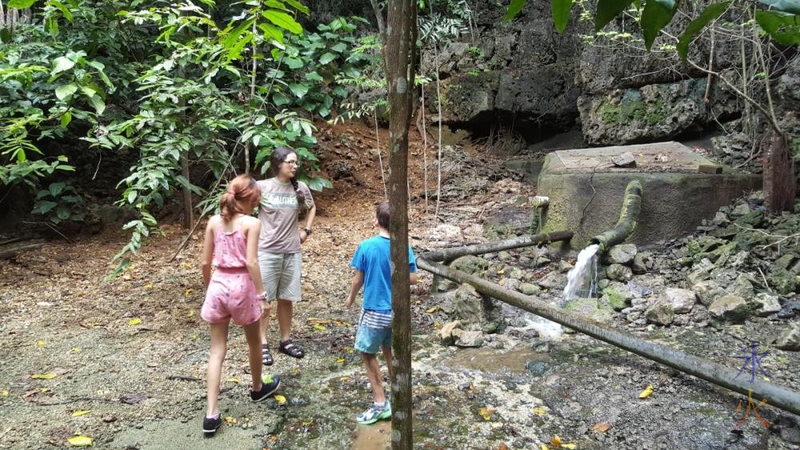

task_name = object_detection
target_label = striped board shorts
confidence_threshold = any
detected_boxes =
[354,309,392,354]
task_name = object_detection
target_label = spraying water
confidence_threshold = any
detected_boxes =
[563,244,600,301]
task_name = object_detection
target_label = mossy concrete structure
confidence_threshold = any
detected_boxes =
[537,142,762,249]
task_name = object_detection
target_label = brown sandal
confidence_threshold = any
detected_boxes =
[261,344,274,366]
[278,339,305,359]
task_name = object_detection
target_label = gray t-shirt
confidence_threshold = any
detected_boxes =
[256,178,314,254]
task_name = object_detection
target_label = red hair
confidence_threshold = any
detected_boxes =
[220,175,260,222]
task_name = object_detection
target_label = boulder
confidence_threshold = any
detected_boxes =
[605,244,638,265]
[769,268,798,295]
[631,251,654,274]
[692,280,725,307]
[452,329,485,348]
[563,298,614,323]
[518,283,541,296]
[450,283,504,331]
[664,288,696,314]
[708,294,750,323]
[775,322,800,351]
[450,255,488,276]
[537,272,566,290]
[645,302,675,326]
[601,281,634,311]
[440,321,462,346]
[730,274,755,299]
[606,264,633,282]
[752,293,782,317]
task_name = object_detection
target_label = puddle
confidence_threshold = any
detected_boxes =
[437,346,551,375]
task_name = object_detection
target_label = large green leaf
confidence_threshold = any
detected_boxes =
[262,9,303,35]
[288,83,309,99]
[32,201,58,215]
[641,0,679,50]
[8,0,36,8]
[275,0,310,15]
[677,1,730,61]
[273,92,291,106]
[55,83,78,100]
[596,0,636,31]
[52,56,75,75]
[759,0,800,14]
[49,182,66,197]
[552,0,574,33]
[504,0,528,22]
[284,57,304,69]
[258,23,285,44]
[318,52,337,65]
[756,10,800,45]
[88,95,106,115]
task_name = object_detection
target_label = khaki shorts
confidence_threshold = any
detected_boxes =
[259,252,302,302]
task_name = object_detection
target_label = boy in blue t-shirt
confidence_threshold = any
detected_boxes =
[345,200,417,425]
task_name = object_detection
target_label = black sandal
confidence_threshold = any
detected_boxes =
[278,339,305,359]
[261,344,274,366]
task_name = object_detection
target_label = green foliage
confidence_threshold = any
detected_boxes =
[32,181,85,224]
[595,0,636,31]
[552,0,574,33]
[676,2,731,61]
[641,0,678,50]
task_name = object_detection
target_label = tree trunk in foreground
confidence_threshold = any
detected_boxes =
[383,0,416,448]
[763,130,796,213]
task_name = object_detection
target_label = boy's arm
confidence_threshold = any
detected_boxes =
[345,270,364,308]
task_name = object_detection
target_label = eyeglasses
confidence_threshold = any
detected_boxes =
[283,160,298,166]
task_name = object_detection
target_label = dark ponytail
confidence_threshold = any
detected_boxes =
[269,146,306,208]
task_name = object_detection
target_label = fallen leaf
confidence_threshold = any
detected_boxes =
[274,394,287,405]
[562,444,577,449]
[67,435,93,446]
[70,347,81,353]
[144,283,153,289]
[184,288,194,296]
[31,372,57,380]
[37,340,46,347]
[224,416,236,424]
[1,390,7,396]
[339,376,351,382]
[497,269,505,274]
[639,384,653,399]
[39,388,50,393]
[533,407,547,415]
[336,357,345,363]
[550,436,562,446]
[187,310,195,317]
[313,324,327,331]
[499,444,509,450]
[72,410,91,417]
[479,407,495,421]
[425,306,440,313]
[227,378,240,384]
[541,445,549,450]
[591,422,611,433]
[128,318,142,326]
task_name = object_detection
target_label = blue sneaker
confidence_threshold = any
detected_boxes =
[356,401,391,425]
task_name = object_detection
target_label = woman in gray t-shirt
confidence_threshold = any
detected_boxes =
[256,146,316,365]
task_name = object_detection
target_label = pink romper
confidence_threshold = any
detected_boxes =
[201,226,262,325]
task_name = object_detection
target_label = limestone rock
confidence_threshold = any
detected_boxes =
[752,293,782,317]
[645,302,675,326]
[611,152,636,168]
[769,268,799,295]
[449,255,488,276]
[775,322,800,351]
[606,264,633,282]
[440,321,462,346]
[692,280,724,307]
[731,274,755,299]
[452,329,485,348]
[631,251,654,274]
[601,281,634,311]
[708,295,750,323]
[518,283,541,296]
[563,298,614,323]
[537,272,566,290]
[664,288,696,314]
[606,244,638,265]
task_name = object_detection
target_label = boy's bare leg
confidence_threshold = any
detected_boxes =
[243,321,263,392]
[360,352,386,404]
[277,299,293,342]
[206,321,229,417]
[381,344,393,381]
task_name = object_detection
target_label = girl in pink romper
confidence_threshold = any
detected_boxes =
[199,174,281,437]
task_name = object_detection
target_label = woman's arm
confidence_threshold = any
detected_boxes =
[245,218,265,295]
[300,203,316,243]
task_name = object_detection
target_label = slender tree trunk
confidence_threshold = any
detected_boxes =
[763,130,796,212]
[383,0,416,448]
[178,17,193,230]
[370,0,386,37]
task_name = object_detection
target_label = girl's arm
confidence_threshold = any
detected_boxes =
[245,218,265,295]
[201,218,216,289]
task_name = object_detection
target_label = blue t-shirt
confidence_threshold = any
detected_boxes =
[350,235,417,312]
